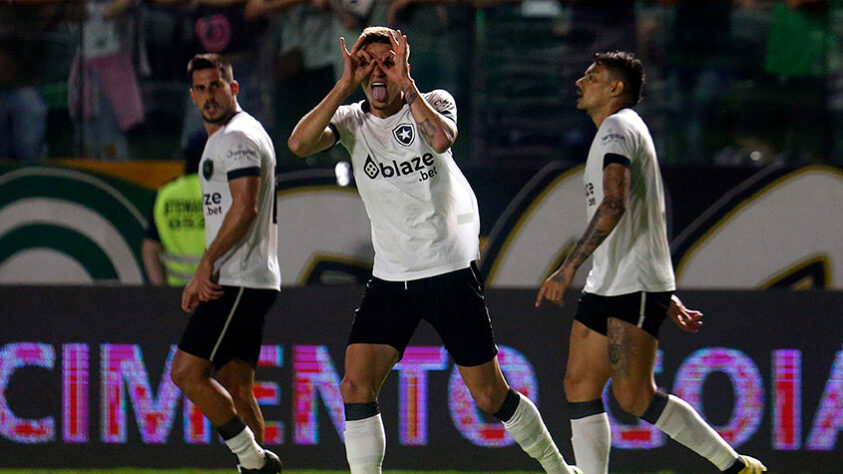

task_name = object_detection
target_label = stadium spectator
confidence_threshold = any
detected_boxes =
[385,0,474,123]
[68,0,146,160]
[247,0,368,169]
[288,27,581,474]
[665,0,736,164]
[158,0,270,151]
[169,54,282,474]
[535,52,767,474]
[558,0,638,163]
[763,0,832,163]
[0,1,60,161]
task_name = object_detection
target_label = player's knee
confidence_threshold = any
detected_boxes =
[563,371,601,401]
[340,376,377,403]
[563,371,582,395]
[611,383,653,417]
[469,386,507,414]
[170,361,197,393]
[224,380,255,403]
[473,394,498,414]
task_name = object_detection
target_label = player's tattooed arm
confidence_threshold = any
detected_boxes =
[562,162,630,271]
[403,86,419,106]
[416,117,453,147]
[416,118,435,143]
[536,162,629,307]
[403,83,458,152]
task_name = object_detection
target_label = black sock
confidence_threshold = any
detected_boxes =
[493,388,521,422]
[568,398,605,419]
[217,415,247,441]
[345,401,380,421]
[640,391,669,425]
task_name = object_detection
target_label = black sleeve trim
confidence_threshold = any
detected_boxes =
[227,166,261,180]
[327,122,340,149]
[603,153,631,169]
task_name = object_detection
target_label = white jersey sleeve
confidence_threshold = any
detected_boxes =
[216,131,263,178]
[595,114,635,165]
[425,89,457,123]
[330,103,358,152]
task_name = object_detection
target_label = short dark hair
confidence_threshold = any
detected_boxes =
[593,51,645,106]
[187,53,234,84]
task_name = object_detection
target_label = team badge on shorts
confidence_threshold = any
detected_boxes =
[202,159,214,180]
[392,124,415,147]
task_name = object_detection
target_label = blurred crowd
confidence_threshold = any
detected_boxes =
[1,0,841,167]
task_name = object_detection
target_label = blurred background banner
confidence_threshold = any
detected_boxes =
[1,286,841,472]
[0,163,154,285]
[2,161,841,289]
[4,0,843,167]
[3,0,843,290]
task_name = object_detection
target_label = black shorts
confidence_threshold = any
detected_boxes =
[178,286,278,369]
[348,264,498,367]
[574,291,672,338]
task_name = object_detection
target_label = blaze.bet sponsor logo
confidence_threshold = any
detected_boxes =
[203,192,223,215]
[363,153,438,182]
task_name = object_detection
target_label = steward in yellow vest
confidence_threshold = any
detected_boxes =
[142,132,207,286]
[157,175,205,284]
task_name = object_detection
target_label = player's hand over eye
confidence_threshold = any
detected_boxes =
[377,29,411,87]
[339,36,375,91]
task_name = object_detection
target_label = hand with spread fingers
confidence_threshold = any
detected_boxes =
[339,35,376,92]
[378,29,412,88]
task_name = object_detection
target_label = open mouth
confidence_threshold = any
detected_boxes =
[371,83,388,102]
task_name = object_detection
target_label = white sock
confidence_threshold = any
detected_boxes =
[654,394,740,470]
[503,392,575,474]
[571,412,610,474]
[223,426,265,469]
[344,414,386,474]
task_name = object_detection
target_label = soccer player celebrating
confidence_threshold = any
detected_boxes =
[170,54,282,474]
[288,27,580,474]
[535,51,766,474]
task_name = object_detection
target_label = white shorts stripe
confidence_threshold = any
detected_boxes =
[637,292,647,328]
[209,286,245,362]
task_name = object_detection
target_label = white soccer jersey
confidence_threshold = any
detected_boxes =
[582,108,675,295]
[198,108,281,290]
[330,90,480,281]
